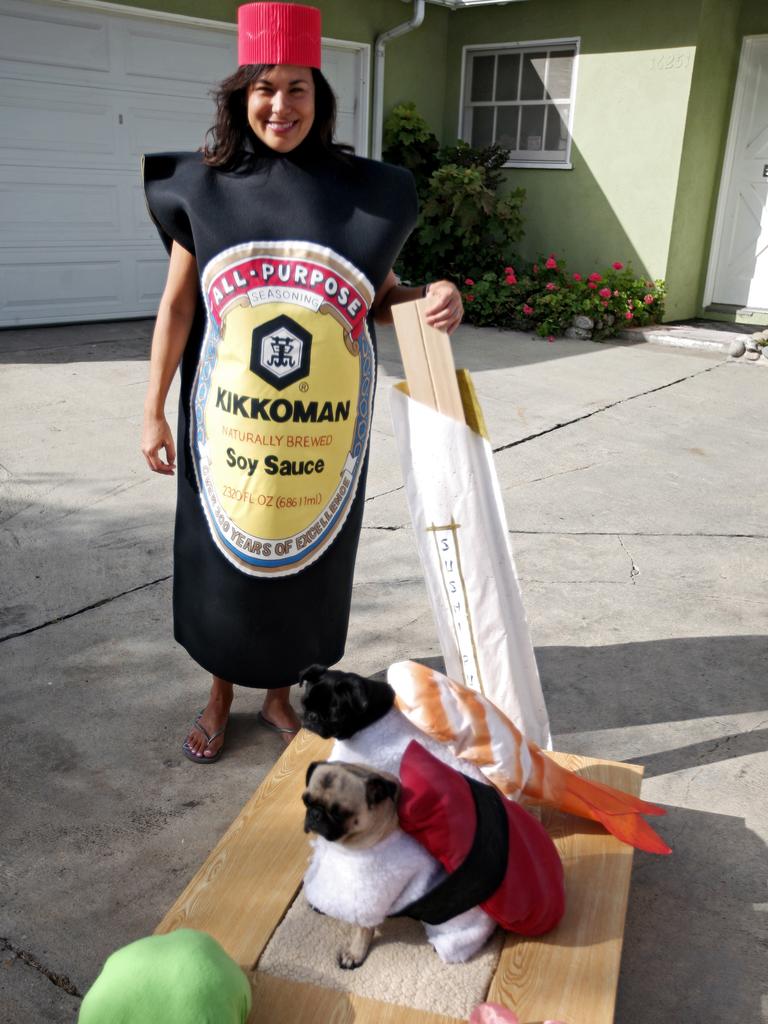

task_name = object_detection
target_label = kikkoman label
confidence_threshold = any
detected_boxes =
[192,241,376,576]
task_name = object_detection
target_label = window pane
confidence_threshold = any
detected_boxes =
[544,104,569,151]
[546,49,575,100]
[520,105,545,151]
[496,106,520,151]
[521,51,547,101]
[496,53,520,101]
[471,55,495,102]
[471,105,495,147]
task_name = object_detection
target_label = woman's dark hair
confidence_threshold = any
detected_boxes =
[203,65,353,169]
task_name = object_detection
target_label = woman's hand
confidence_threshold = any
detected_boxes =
[423,279,464,335]
[372,271,464,334]
[141,414,176,475]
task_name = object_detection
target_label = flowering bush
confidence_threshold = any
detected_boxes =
[459,255,665,340]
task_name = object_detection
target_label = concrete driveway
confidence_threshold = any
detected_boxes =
[1,320,766,1023]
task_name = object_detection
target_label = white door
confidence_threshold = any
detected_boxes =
[0,0,368,327]
[323,40,369,156]
[707,35,768,310]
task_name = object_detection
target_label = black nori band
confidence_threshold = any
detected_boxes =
[391,774,509,926]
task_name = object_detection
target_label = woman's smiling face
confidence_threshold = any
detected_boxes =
[247,65,316,153]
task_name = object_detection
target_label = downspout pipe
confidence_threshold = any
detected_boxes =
[372,0,426,160]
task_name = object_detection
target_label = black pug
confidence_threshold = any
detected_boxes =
[300,665,395,738]
[298,664,487,783]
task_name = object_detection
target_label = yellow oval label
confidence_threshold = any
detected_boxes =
[192,242,375,576]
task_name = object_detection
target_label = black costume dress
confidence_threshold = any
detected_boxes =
[143,143,417,687]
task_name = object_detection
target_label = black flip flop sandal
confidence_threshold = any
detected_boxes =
[182,712,227,764]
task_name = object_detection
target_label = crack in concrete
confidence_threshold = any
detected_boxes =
[362,365,725,509]
[362,524,404,532]
[492,361,725,455]
[365,484,404,503]
[617,535,641,584]
[0,575,171,644]
[0,937,82,998]
[518,462,597,485]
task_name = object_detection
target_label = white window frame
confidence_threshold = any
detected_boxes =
[459,37,580,170]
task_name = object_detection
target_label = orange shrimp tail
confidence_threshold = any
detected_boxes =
[531,760,672,855]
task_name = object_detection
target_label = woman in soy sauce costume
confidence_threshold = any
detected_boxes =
[141,3,463,762]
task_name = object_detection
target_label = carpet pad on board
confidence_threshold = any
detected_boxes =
[257,891,504,1019]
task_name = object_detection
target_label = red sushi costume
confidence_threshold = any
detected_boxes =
[394,741,565,936]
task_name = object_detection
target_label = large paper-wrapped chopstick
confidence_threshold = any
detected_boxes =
[390,298,551,749]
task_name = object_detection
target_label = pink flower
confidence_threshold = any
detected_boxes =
[587,282,597,290]
[613,289,619,296]
[505,271,517,285]
[545,282,557,292]
[466,294,475,302]
[464,278,475,286]
[612,261,624,270]
[547,335,555,343]
[644,293,654,304]
[532,263,539,274]
[588,272,602,282]
[599,287,611,298]
[522,303,534,315]
[545,256,557,269]
[572,272,582,281]
[625,311,633,319]
[601,300,609,307]
[504,266,515,275]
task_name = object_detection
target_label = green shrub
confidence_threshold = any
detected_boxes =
[382,102,439,195]
[437,139,510,191]
[381,105,664,341]
[382,104,525,286]
[461,256,666,340]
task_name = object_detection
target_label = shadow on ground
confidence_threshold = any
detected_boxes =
[618,806,766,1022]
[535,635,768,733]
[0,316,644,375]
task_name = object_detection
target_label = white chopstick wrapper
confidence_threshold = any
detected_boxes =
[389,384,551,750]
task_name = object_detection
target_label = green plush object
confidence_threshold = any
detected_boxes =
[78,929,252,1024]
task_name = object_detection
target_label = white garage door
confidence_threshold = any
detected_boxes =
[0,0,369,327]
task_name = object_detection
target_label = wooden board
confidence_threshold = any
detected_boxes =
[392,298,465,423]
[488,754,643,1024]
[156,743,643,1024]
[155,728,332,966]
[250,974,465,1024]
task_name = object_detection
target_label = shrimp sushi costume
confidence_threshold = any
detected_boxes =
[142,5,417,686]
[389,661,671,856]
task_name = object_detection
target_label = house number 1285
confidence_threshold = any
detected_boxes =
[651,53,691,71]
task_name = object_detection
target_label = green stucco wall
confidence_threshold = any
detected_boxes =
[739,0,768,35]
[443,0,709,290]
[665,0,742,319]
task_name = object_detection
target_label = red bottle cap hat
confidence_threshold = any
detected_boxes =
[238,3,322,69]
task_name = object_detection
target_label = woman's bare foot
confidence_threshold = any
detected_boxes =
[183,676,233,761]
[260,686,301,745]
